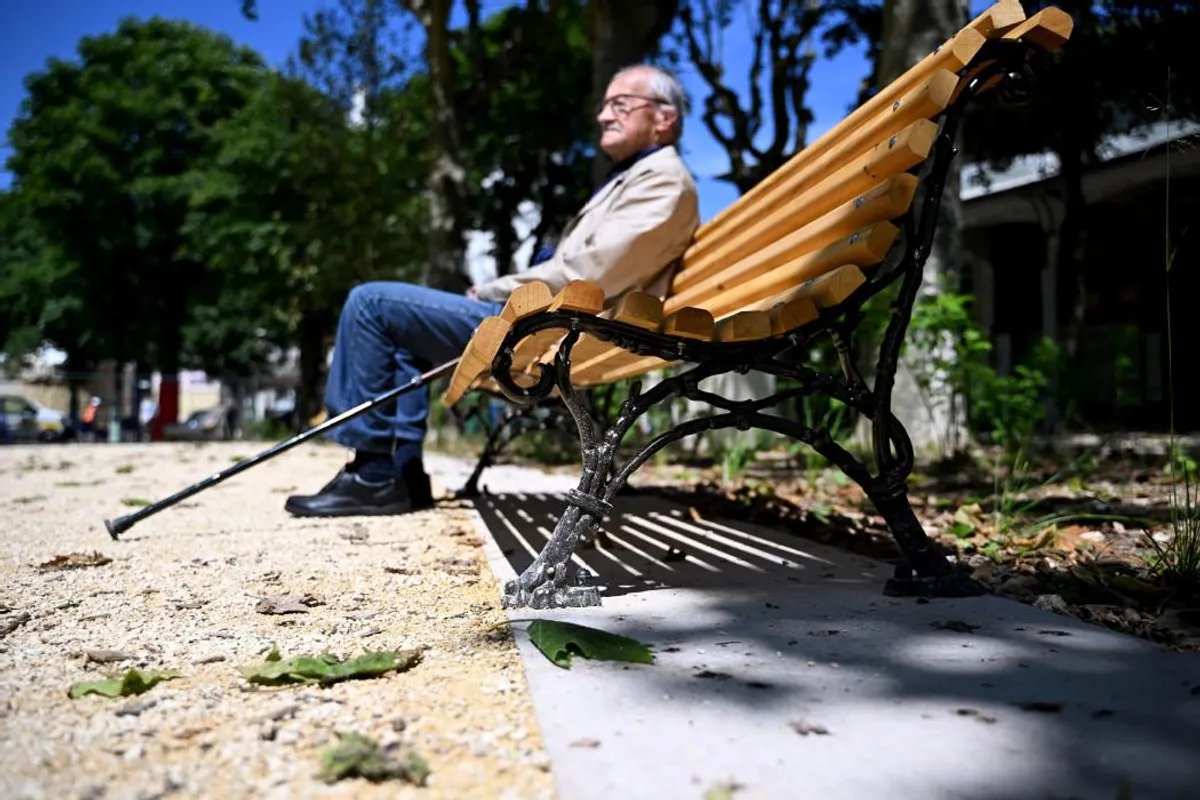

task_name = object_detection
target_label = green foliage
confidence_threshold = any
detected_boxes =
[454,1,595,274]
[5,17,268,373]
[239,645,422,686]
[68,667,181,699]
[1143,102,1200,587]
[526,619,655,669]
[318,732,429,786]
[907,290,1061,456]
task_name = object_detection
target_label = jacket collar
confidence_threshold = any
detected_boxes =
[577,145,670,217]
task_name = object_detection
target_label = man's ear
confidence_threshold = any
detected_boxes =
[656,107,678,141]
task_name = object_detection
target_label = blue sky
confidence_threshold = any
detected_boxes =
[0,0,883,222]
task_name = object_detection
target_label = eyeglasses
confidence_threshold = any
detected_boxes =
[596,93,669,117]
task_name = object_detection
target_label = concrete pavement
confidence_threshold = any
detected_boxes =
[427,454,1200,800]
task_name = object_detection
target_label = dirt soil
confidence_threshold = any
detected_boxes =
[0,442,553,800]
[633,448,1200,652]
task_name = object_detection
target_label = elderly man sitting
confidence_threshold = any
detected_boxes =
[285,64,700,518]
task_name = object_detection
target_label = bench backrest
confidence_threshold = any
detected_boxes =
[442,1,1072,406]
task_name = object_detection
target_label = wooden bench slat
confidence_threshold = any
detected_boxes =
[662,307,715,340]
[678,0,1031,259]
[499,281,554,323]
[672,221,898,322]
[669,173,918,309]
[999,7,1073,51]
[577,352,672,386]
[441,316,513,407]
[968,0,1027,38]
[716,310,774,342]
[682,70,958,266]
[549,279,606,312]
[445,280,605,406]
[674,119,935,293]
[566,291,665,368]
[769,296,819,335]
[503,279,607,374]
[509,328,568,372]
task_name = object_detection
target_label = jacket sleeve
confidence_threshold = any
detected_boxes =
[473,168,699,303]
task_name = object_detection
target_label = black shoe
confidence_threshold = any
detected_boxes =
[397,459,435,510]
[285,469,429,518]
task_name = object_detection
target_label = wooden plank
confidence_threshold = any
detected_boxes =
[608,292,664,330]
[968,0,1027,39]
[549,279,605,313]
[662,307,715,340]
[691,223,897,321]
[440,316,513,407]
[716,310,773,343]
[564,291,664,371]
[690,37,981,245]
[505,279,607,374]
[508,328,567,374]
[769,297,819,335]
[499,281,554,323]
[669,220,898,319]
[685,70,958,261]
[671,173,919,307]
[792,265,869,309]
[579,353,673,386]
[572,305,712,386]
[674,120,935,292]
[1000,7,1073,51]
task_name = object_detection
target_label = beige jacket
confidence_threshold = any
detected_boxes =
[473,145,699,304]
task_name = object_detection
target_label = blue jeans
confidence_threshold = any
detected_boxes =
[324,282,505,453]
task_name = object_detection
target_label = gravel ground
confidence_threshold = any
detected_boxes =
[0,442,553,800]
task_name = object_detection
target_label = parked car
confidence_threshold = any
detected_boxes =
[0,394,72,443]
[162,402,237,442]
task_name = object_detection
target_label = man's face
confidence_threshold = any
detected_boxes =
[596,70,675,162]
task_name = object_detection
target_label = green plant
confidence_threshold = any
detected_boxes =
[1143,79,1199,586]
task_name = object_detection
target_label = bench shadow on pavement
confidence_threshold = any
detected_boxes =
[472,490,1200,800]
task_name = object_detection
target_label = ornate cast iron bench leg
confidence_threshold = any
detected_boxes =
[455,397,577,499]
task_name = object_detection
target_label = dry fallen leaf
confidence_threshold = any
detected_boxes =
[38,552,112,571]
[255,594,324,615]
[569,738,601,748]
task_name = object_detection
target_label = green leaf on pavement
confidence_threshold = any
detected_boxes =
[526,619,654,669]
[240,647,421,687]
[68,667,182,699]
[318,732,429,785]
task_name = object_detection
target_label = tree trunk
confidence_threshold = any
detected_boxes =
[866,0,970,459]
[296,311,327,431]
[403,0,470,293]
[1054,141,1089,361]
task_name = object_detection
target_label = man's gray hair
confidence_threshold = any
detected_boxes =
[614,64,687,144]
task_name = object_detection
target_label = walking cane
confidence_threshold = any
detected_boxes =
[104,358,460,540]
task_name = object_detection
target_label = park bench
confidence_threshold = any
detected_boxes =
[440,0,1074,609]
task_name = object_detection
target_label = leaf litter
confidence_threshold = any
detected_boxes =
[254,594,324,615]
[68,667,182,700]
[239,645,422,687]
[318,731,429,786]
[525,619,654,669]
[38,552,112,571]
